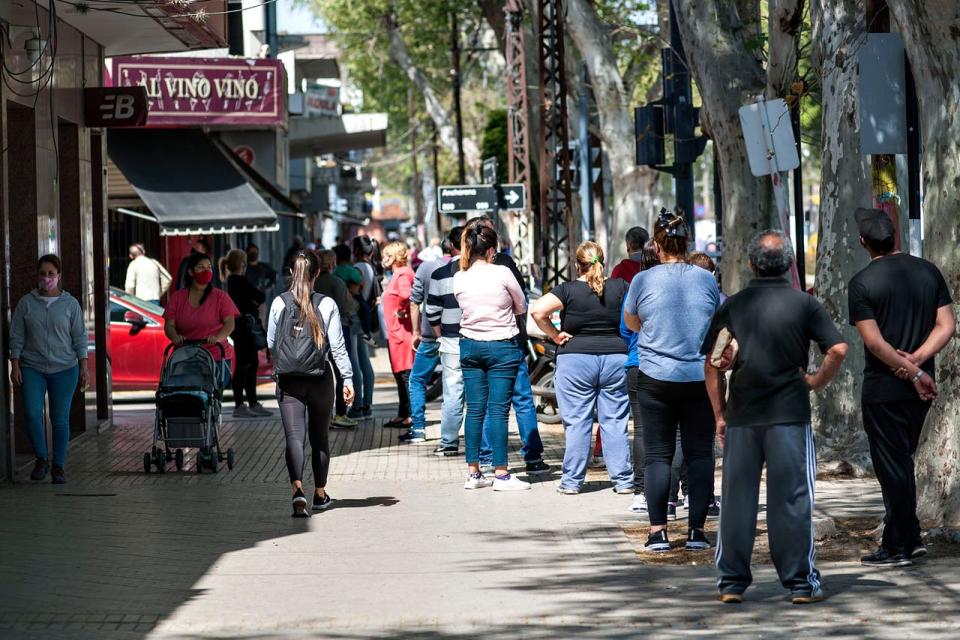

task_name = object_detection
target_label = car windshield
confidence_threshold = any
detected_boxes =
[111,288,165,316]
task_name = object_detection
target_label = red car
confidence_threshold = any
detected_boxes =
[89,288,272,391]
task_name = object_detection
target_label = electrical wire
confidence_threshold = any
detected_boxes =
[57,0,282,20]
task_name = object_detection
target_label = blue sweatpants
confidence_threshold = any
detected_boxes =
[554,352,633,491]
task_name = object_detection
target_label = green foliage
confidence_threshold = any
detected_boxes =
[480,109,508,183]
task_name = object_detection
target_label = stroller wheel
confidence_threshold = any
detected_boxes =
[226,448,236,471]
[155,455,166,474]
[209,455,219,474]
[175,449,185,471]
[143,453,152,474]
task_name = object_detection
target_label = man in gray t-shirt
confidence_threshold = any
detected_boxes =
[401,242,453,444]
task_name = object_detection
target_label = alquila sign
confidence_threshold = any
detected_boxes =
[111,57,286,127]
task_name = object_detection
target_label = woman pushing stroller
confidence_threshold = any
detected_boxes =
[268,250,354,517]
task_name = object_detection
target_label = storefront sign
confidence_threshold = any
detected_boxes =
[305,84,340,118]
[111,57,285,127]
[84,87,149,127]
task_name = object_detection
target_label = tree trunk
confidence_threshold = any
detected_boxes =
[766,0,805,99]
[565,0,658,265]
[886,0,960,528]
[672,0,771,294]
[808,0,873,474]
[385,11,481,180]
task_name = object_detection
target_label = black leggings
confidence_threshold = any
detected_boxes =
[233,342,259,407]
[277,371,335,486]
[636,371,715,528]
[394,369,411,419]
[628,367,687,496]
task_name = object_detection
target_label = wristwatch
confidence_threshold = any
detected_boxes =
[911,370,925,383]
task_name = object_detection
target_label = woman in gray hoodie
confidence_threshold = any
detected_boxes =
[10,255,88,484]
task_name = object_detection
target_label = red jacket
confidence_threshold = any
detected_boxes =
[611,258,643,283]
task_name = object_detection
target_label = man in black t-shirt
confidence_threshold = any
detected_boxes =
[848,208,955,568]
[701,230,847,605]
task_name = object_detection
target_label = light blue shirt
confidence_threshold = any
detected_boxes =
[623,263,720,382]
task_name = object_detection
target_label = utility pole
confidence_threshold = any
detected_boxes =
[578,66,594,242]
[538,0,574,288]
[408,87,425,246]
[504,0,533,277]
[433,122,443,237]
[264,0,278,58]
[667,1,695,235]
[450,10,466,184]
[789,82,805,285]
[635,1,706,243]
[865,0,901,251]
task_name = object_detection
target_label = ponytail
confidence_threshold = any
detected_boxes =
[460,220,498,270]
[288,251,325,349]
[575,241,606,296]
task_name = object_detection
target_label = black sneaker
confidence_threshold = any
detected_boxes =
[312,492,333,511]
[434,445,459,457]
[50,465,66,485]
[644,530,671,553]
[685,529,711,550]
[707,498,721,518]
[525,460,552,475]
[667,502,678,520]
[398,430,426,443]
[291,488,309,518]
[30,458,49,482]
[861,547,912,567]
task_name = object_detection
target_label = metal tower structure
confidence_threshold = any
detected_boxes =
[537,0,574,288]
[504,0,533,278]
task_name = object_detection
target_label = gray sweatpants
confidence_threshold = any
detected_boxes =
[716,423,822,596]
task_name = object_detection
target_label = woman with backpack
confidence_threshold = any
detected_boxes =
[268,250,354,517]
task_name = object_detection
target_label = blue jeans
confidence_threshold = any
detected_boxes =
[480,340,544,466]
[21,365,79,467]
[350,330,375,411]
[409,340,441,437]
[439,349,465,448]
[554,353,634,491]
[460,338,521,467]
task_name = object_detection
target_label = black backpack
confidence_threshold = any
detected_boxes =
[272,292,328,377]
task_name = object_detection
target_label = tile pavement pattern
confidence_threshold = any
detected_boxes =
[2,394,960,639]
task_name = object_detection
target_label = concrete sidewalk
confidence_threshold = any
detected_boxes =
[1,385,959,639]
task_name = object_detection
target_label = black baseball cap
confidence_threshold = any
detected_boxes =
[855,208,895,244]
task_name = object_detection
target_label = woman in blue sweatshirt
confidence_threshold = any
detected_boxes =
[10,255,88,484]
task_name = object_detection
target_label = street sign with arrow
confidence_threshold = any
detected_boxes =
[437,183,526,214]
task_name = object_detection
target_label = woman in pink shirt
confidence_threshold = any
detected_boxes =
[164,252,239,387]
[453,221,529,491]
[381,241,415,428]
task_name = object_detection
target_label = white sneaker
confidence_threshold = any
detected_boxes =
[629,493,648,513]
[589,455,606,469]
[464,473,494,490]
[493,474,531,491]
[480,465,495,478]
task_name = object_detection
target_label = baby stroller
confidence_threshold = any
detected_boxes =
[144,341,235,473]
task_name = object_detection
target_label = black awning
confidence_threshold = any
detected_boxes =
[107,129,279,236]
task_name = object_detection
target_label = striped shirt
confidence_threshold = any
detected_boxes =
[425,260,462,342]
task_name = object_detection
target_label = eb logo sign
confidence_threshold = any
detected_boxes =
[84,87,148,128]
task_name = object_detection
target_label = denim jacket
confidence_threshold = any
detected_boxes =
[10,290,88,374]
